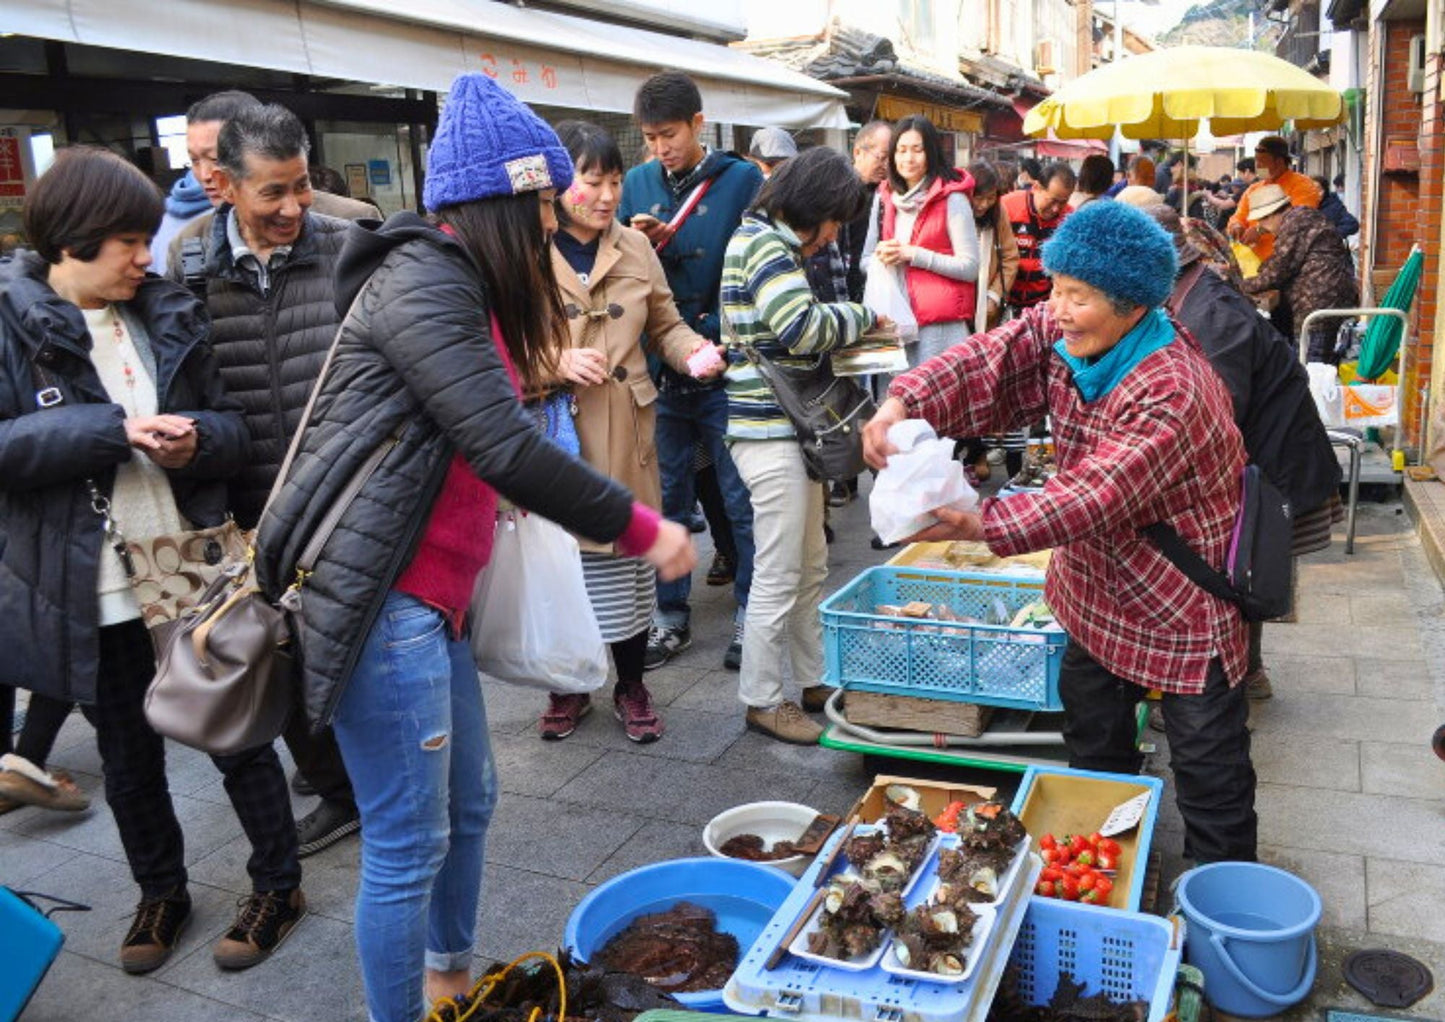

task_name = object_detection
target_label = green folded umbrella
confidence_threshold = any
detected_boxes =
[1356,245,1423,381]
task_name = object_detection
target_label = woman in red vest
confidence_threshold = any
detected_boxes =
[862,115,979,368]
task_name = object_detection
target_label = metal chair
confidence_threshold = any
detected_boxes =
[1297,308,1411,556]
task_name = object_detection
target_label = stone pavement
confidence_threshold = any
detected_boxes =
[5,484,1444,1022]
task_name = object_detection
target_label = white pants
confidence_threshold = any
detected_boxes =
[730,439,828,708]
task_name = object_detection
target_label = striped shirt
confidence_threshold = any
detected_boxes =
[722,212,875,440]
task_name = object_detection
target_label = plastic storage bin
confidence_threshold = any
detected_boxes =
[1007,897,1181,1022]
[1009,766,1163,913]
[821,567,1065,712]
[0,887,65,1021]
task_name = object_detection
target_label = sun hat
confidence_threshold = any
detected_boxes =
[749,127,798,162]
[1041,200,1178,309]
[423,73,573,212]
[1115,185,1165,208]
[1244,182,1291,221]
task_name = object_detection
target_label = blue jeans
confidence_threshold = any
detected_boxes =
[654,386,754,627]
[331,591,499,1022]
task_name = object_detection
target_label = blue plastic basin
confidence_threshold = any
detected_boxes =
[565,857,796,1011]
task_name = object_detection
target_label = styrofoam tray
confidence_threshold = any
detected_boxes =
[882,896,996,985]
[930,832,1030,909]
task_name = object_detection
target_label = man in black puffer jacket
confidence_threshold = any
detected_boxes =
[167,103,363,857]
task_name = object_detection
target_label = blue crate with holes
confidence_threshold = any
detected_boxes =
[1008,897,1181,1022]
[821,566,1066,712]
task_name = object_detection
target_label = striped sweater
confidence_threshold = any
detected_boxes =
[722,212,876,440]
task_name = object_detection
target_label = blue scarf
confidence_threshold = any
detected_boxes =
[1054,306,1175,403]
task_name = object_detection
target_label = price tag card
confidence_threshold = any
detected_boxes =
[1099,792,1151,837]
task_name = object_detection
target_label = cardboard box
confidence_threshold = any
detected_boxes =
[1010,766,1163,911]
[848,773,997,824]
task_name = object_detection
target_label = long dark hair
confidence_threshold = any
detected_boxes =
[887,115,959,194]
[436,194,564,389]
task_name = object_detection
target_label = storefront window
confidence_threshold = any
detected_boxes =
[316,122,418,216]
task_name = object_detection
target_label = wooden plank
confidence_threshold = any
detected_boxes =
[844,689,994,738]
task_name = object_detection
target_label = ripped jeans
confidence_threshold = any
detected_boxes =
[332,590,499,1022]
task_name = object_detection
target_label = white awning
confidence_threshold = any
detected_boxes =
[8,0,850,129]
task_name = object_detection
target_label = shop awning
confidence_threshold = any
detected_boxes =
[8,0,850,129]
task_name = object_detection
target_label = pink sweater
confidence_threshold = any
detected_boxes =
[395,313,658,622]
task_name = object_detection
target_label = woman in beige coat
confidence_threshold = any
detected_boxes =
[538,121,724,743]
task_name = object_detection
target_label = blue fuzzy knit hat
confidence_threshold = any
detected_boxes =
[1041,201,1178,309]
[423,74,573,212]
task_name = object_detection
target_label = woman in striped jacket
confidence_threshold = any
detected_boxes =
[720,147,880,745]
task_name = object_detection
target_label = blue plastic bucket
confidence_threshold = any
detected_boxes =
[1175,862,1321,1018]
[565,857,795,1012]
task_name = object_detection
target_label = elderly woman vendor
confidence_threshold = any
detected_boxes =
[863,202,1257,864]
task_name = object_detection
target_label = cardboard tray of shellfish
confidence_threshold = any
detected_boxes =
[724,800,1042,1022]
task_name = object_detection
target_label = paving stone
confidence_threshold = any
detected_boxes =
[492,728,607,797]
[0,827,82,888]
[1256,783,1445,865]
[1255,653,1356,696]
[669,669,745,712]
[23,948,273,1022]
[1290,590,1355,625]
[553,753,817,826]
[1257,843,1367,929]
[486,792,644,881]
[1246,692,1437,744]
[1260,622,1422,661]
[587,819,707,884]
[479,678,553,737]
[715,729,863,781]
[1250,734,1359,790]
[803,765,877,818]
[473,863,592,964]
[1360,740,1445,799]
[1349,592,1415,623]
[161,906,364,1022]
[542,705,748,765]
[1366,856,1445,944]
[1354,656,1437,700]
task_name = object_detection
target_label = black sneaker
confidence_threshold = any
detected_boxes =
[706,551,735,587]
[120,887,191,974]
[296,798,361,857]
[643,624,691,670]
[723,620,744,671]
[212,888,307,970]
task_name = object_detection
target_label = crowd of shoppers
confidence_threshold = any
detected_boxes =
[0,62,1359,1022]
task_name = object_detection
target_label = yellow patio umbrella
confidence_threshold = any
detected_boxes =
[1022,45,1345,140]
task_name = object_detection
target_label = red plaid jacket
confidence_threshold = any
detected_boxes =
[889,305,1248,694]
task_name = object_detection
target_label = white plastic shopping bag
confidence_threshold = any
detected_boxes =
[862,261,919,343]
[469,511,608,694]
[1306,362,1398,428]
[869,420,979,545]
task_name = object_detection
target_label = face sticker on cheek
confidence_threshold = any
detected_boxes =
[566,184,589,217]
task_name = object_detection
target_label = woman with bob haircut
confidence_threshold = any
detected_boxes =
[0,147,307,977]
[536,119,724,743]
[721,145,881,746]
[863,201,1257,867]
[254,76,694,1022]
[861,114,979,366]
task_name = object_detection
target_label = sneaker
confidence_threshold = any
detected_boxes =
[613,684,663,743]
[296,798,360,857]
[801,684,838,713]
[746,701,824,745]
[213,888,307,970]
[688,508,707,533]
[0,753,89,811]
[120,887,191,975]
[1245,669,1273,700]
[539,693,592,740]
[706,551,735,587]
[290,770,317,797]
[827,482,854,508]
[643,624,691,671]
[723,620,744,671]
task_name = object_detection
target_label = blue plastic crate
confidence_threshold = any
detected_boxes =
[1008,897,1181,1022]
[821,566,1065,712]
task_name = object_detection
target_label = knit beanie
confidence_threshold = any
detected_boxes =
[1041,200,1177,309]
[423,73,573,212]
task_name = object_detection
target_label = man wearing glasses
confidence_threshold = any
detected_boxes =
[1001,161,1077,312]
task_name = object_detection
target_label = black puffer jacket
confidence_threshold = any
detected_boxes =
[169,208,351,528]
[0,251,247,703]
[255,213,636,728]
[1173,264,1341,514]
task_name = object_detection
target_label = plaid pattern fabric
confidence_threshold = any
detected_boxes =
[888,304,1249,694]
[82,619,301,898]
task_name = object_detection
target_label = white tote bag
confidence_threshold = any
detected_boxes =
[469,511,608,694]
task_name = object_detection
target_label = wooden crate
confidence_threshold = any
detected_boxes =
[844,689,996,738]
[848,773,997,824]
